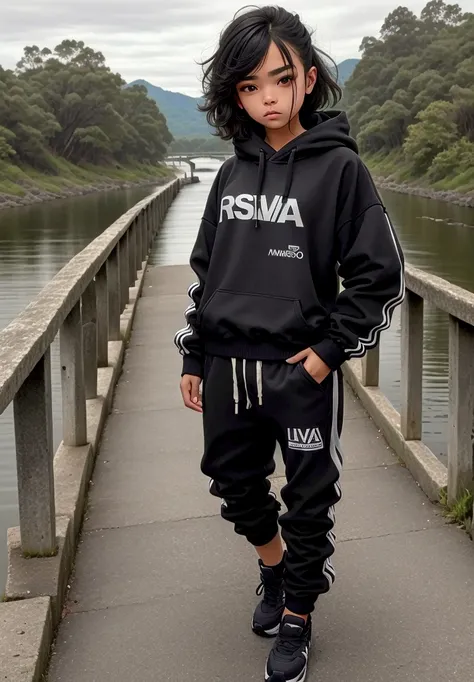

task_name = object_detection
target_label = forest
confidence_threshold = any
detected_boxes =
[344,0,474,190]
[0,40,172,172]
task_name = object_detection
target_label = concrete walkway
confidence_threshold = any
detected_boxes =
[47,264,474,682]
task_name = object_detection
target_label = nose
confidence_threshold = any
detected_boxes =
[263,89,277,106]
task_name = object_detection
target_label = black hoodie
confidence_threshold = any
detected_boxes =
[175,111,405,377]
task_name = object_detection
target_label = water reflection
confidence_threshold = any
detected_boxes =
[379,191,474,464]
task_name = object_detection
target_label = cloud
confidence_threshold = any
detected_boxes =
[2,0,474,96]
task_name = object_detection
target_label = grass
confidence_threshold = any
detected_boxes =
[364,151,474,194]
[439,486,473,534]
[0,156,174,201]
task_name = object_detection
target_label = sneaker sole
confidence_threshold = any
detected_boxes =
[264,665,307,682]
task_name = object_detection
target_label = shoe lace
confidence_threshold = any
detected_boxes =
[275,631,304,657]
[255,576,282,608]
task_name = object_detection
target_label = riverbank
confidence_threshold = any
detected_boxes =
[0,158,175,211]
[366,152,474,208]
[374,176,474,208]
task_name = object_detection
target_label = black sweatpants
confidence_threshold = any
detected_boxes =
[201,355,343,615]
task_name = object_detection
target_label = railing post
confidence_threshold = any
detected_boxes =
[401,290,424,440]
[136,216,143,271]
[361,346,380,387]
[82,280,98,399]
[96,262,109,367]
[119,233,129,312]
[13,349,56,555]
[141,210,148,261]
[61,301,87,447]
[447,316,474,504]
[108,244,121,341]
[128,224,136,288]
[159,195,164,228]
[155,199,161,240]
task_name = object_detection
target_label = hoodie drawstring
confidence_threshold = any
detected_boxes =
[282,147,296,205]
[231,359,264,413]
[255,149,266,228]
[255,145,297,224]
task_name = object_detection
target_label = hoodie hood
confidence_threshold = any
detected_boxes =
[233,111,358,227]
[233,110,358,163]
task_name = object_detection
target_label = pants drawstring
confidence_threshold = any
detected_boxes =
[242,359,252,410]
[256,360,263,406]
[231,359,264,413]
[231,358,239,414]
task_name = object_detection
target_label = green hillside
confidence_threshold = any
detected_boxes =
[128,80,209,138]
[344,1,474,192]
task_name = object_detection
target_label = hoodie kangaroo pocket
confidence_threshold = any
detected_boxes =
[198,289,313,345]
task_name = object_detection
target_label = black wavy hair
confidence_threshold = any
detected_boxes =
[198,5,342,140]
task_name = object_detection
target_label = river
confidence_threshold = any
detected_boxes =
[0,162,473,587]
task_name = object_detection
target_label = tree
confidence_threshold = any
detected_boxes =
[358,101,410,152]
[344,0,474,183]
[421,0,465,28]
[53,40,106,68]
[0,125,16,159]
[451,85,474,140]
[380,6,421,38]
[403,100,459,173]
[408,71,447,115]
[1,41,173,170]
[428,137,474,181]
[16,45,52,72]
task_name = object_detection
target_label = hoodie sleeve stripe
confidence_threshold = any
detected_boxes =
[344,211,405,356]
[173,281,201,356]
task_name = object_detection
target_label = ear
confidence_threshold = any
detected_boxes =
[235,94,244,110]
[305,66,317,94]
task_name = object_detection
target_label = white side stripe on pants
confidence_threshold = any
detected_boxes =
[322,371,343,589]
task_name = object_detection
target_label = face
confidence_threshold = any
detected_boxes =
[236,40,317,131]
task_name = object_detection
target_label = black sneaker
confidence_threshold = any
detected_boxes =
[252,558,285,637]
[265,614,312,682]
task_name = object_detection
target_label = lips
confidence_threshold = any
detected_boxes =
[264,111,281,117]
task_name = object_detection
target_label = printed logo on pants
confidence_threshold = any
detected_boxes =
[287,427,324,451]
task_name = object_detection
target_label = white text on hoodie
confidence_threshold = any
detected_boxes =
[219,194,303,228]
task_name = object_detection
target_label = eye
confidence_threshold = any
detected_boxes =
[279,76,293,85]
[239,84,256,93]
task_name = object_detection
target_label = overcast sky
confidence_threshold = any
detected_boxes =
[2,0,474,97]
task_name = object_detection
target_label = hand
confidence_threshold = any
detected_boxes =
[286,348,331,384]
[180,374,203,413]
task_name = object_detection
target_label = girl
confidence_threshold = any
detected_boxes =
[174,6,404,681]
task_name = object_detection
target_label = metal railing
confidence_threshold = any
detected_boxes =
[0,179,180,556]
[361,264,474,504]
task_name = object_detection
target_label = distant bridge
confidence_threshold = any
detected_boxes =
[167,152,231,161]
[166,153,232,178]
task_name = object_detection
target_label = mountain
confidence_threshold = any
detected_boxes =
[334,59,360,85]
[129,60,360,138]
[127,80,208,139]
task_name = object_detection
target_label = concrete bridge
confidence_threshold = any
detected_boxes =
[1,177,474,681]
[166,152,232,178]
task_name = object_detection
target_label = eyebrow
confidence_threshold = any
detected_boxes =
[243,65,293,81]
